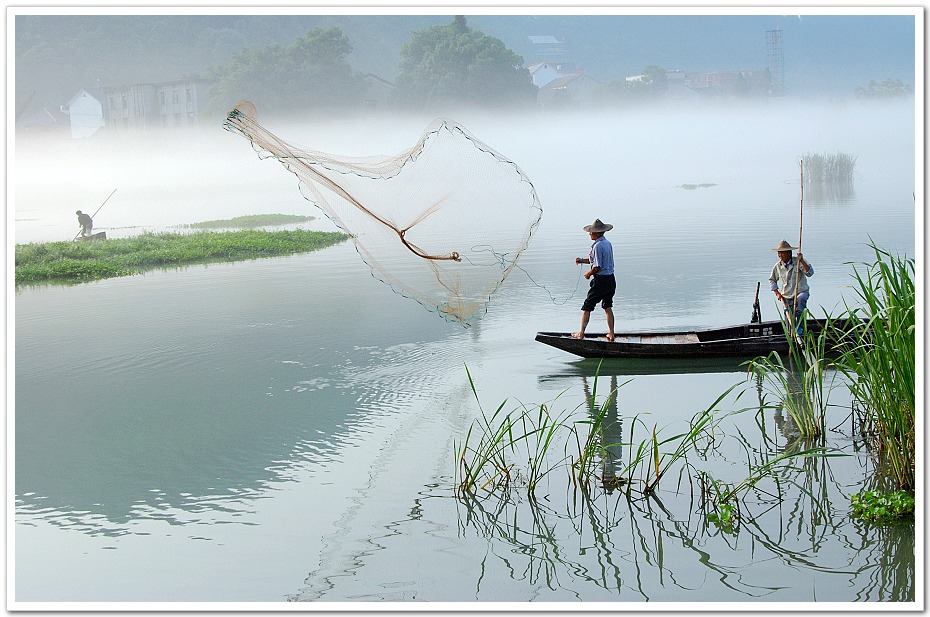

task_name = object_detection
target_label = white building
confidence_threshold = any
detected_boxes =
[102,78,210,132]
[61,89,105,138]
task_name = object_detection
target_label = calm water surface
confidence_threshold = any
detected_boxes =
[13,101,918,606]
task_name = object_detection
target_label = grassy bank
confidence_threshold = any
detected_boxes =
[187,214,315,229]
[15,229,349,284]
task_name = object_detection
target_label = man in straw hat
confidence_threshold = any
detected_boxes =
[573,219,616,342]
[769,239,814,333]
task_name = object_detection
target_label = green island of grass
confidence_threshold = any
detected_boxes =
[15,229,349,284]
[187,213,316,229]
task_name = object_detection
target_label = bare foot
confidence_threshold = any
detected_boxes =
[571,332,585,339]
[606,335,615,342]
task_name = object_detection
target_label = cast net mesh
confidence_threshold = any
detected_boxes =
[223,101,542,325]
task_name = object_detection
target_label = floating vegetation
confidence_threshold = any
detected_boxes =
[187,213,316,229]
[677,182,717,190]
[850,490,915,524]
[14,229,349,284]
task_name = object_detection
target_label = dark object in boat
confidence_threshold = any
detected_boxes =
[535,318,852,359]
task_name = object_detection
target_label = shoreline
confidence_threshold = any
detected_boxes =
[15,228,350,285]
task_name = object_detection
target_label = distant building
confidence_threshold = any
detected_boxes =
[363,73,395,110]
[686,70,772,97]
[528,35,571,65]
[537,73,602,108]
[61,88,105,138]
[102,78,211,132]
[528,62,563,88]
[15,106,71,137]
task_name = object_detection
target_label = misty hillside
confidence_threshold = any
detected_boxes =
[14,12,916,109]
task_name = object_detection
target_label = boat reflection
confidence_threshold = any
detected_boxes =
[538,356,749,386]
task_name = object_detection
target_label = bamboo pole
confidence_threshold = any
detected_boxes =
[793,160,804,319]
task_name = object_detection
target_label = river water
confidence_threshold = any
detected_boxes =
[12,100,919,607]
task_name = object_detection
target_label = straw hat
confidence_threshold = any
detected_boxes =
[772,240,798,251]
[583,219,613,233]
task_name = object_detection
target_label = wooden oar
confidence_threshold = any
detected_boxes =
[73,188,116,241]
[751,281,761,323]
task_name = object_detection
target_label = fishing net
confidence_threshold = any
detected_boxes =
[223,101,542,325]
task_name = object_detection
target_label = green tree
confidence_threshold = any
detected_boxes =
[854,77,913,99]
[393,16,536,109]
[206,27,367,115]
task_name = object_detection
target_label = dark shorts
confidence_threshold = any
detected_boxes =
[581,274,616,311]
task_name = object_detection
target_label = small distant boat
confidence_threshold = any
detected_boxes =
[76,231,107,241]
[535,318,851,359]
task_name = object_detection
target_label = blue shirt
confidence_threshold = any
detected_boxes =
[589,236,614,276]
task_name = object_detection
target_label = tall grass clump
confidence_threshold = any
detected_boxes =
[836,244,915,491]
[802,152,857,184]
[748,315,840,440]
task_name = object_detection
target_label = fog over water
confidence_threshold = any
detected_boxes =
[14,98,917,247]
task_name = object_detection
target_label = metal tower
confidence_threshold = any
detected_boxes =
[765,27,785,95]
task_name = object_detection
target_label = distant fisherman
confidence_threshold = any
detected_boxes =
[769,239,813,334]
[573,219,616,342]
[76,210,93,237]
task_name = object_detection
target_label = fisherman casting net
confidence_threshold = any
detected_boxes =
[223,101,542,325]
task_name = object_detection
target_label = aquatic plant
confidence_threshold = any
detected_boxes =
[697,442,840,533]
[454,367,518,494]
[456,369,748,501]
[835,244,915,491]
[568,370,629,490]
[801,151,857,184]
[14,229,349,284]
[747,310,846,440]
[850,490,915,524]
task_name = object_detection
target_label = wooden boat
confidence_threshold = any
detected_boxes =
[76,231,107,241]
[535,318,851,359]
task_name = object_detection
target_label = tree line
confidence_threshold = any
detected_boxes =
[15,14,913,120]
[205,16,537,115]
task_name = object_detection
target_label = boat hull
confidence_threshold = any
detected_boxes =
[535,318,847,359]
[76,231,107,241]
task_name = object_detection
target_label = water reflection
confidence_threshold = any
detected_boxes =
[14,258,459,536]
[804,180,856,205]
[441,363,916,602]
[580,374,624,492]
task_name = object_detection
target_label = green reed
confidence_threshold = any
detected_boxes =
[697,443,838,533]
[626,384,741,496]
[835,244,915,491]
[454,367,518,494]
[748,317,839,440]
[569,371,629,489]
[519,401,573,494]
[15,229,349,284]
[801,151,857,184]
